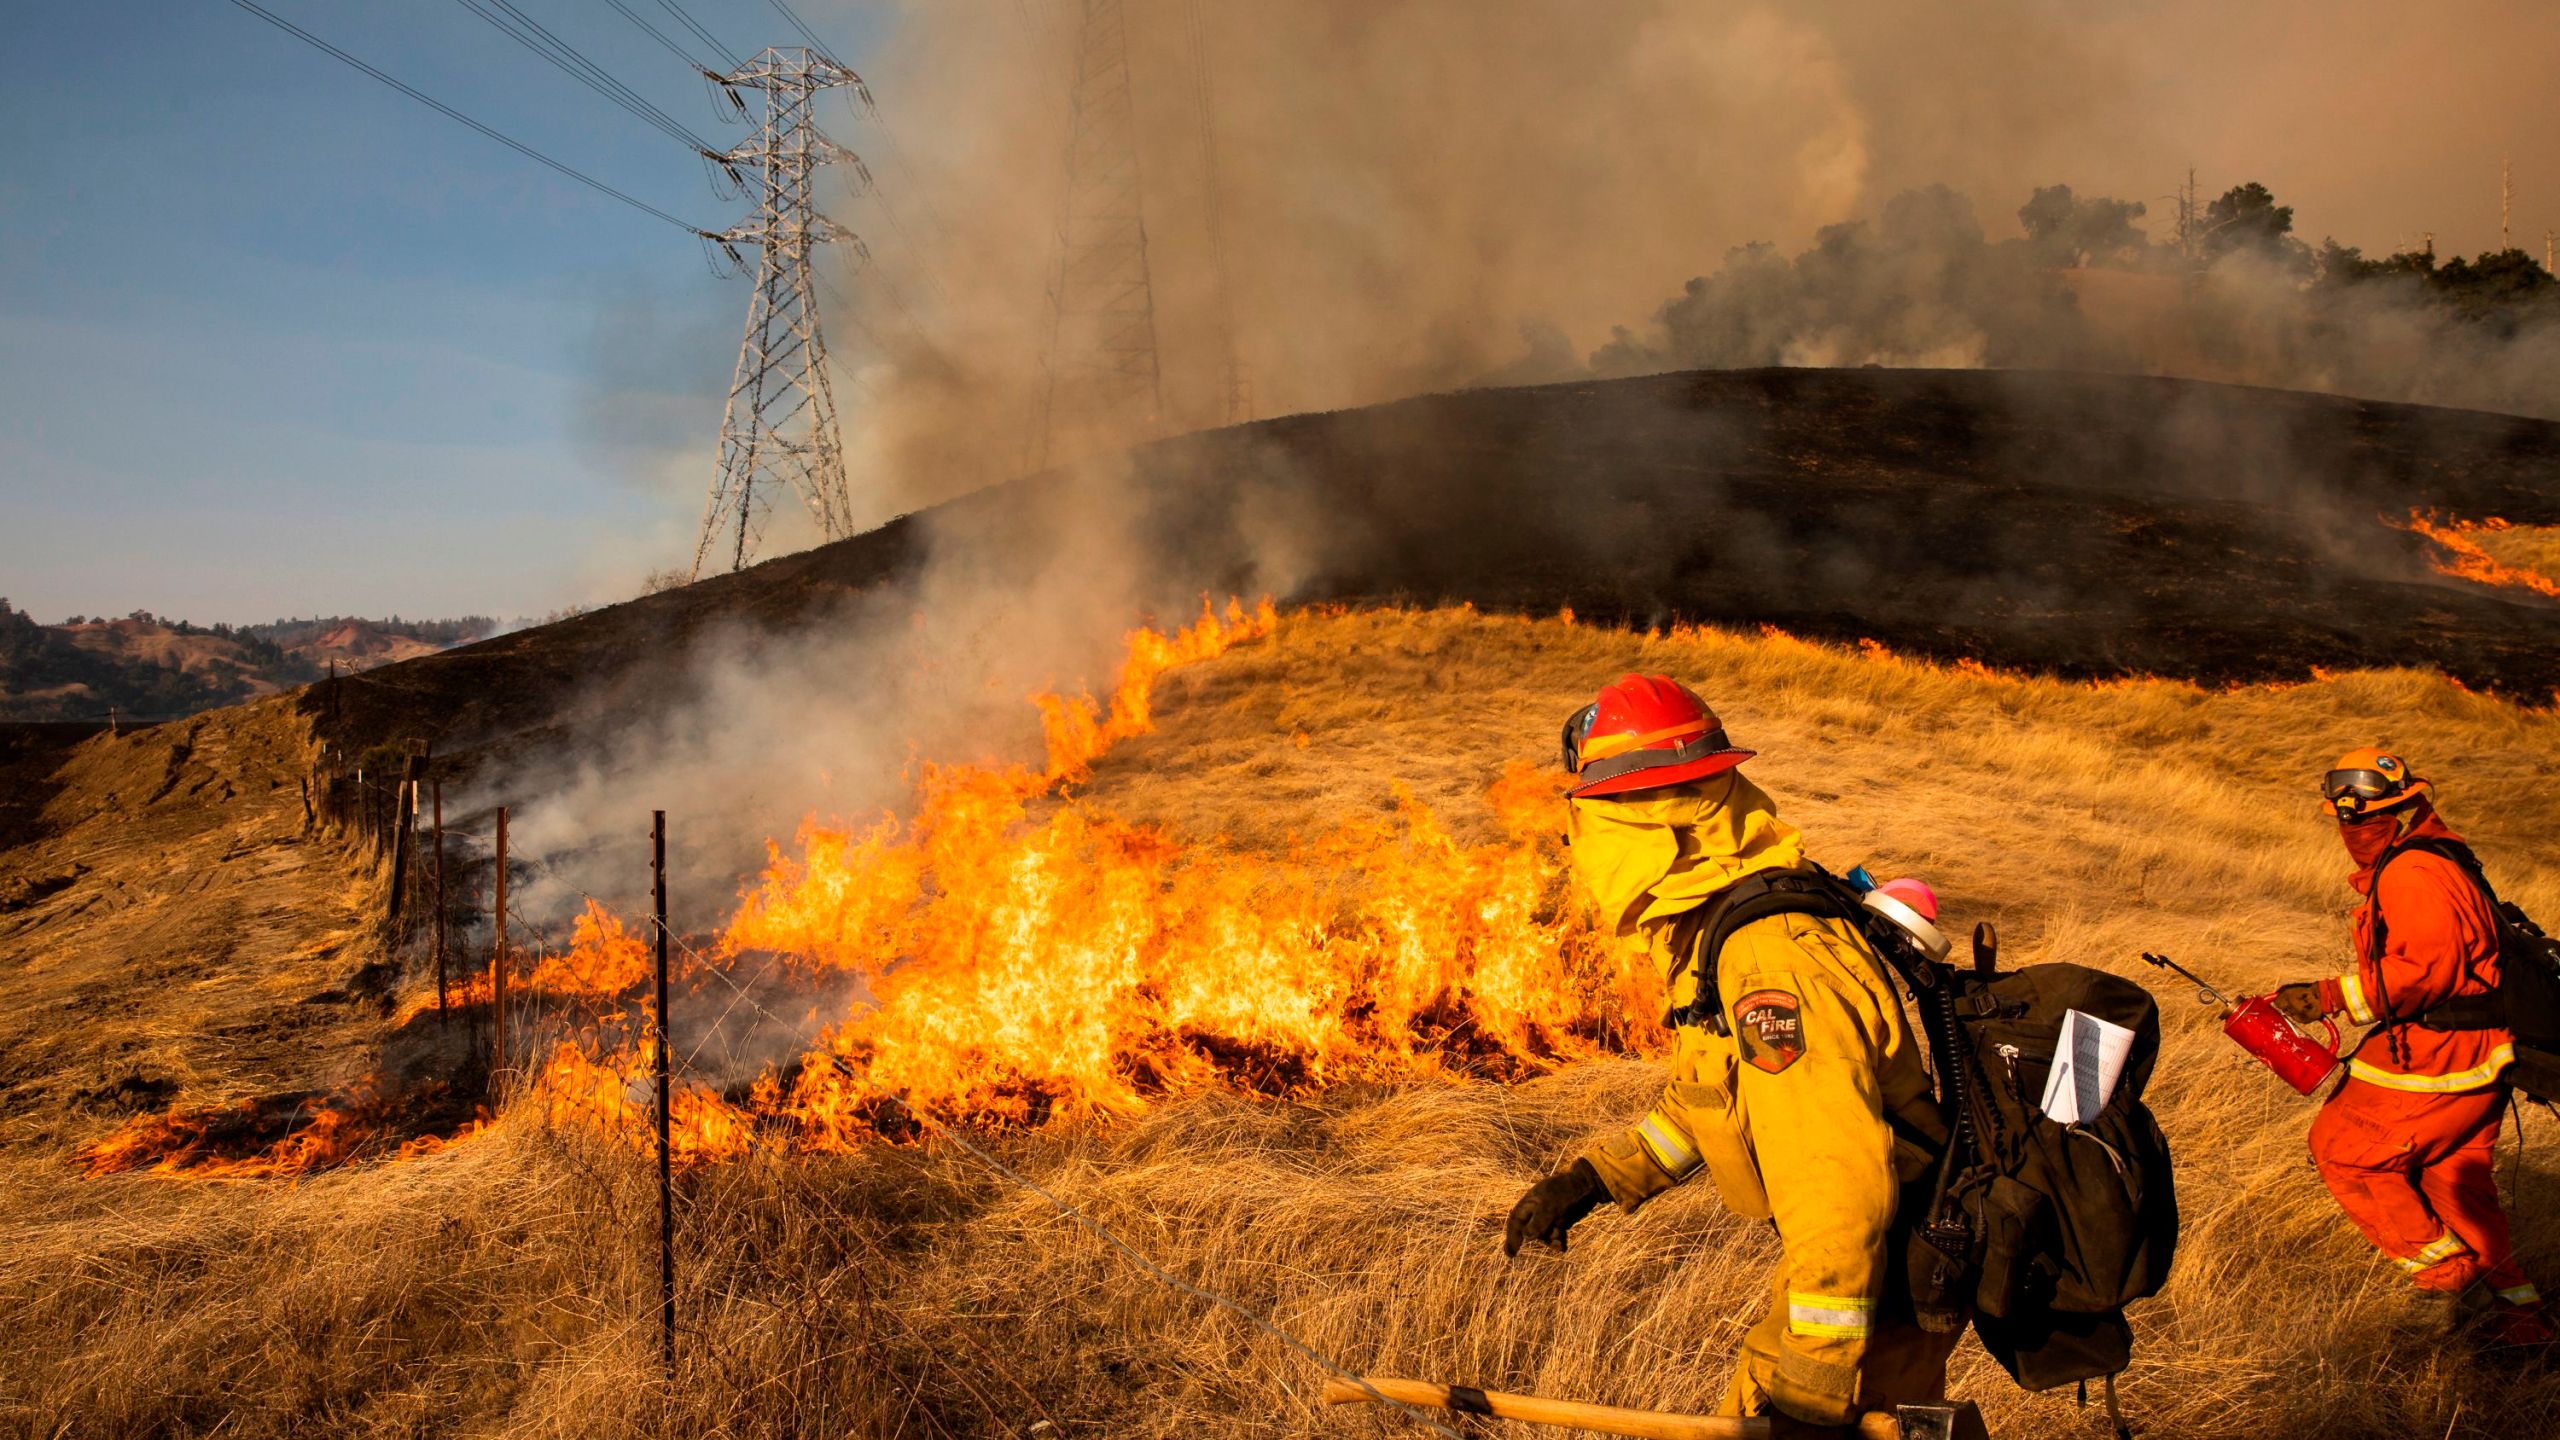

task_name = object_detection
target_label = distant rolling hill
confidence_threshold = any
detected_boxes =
[0,605,494,723]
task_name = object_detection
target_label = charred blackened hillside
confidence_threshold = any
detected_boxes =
[314,367,2560,760]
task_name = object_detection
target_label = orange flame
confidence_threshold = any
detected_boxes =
[74,1080,485,1178]
[511,596,1651,1162]
[2398,511,2560,600]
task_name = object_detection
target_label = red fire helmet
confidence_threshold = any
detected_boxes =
[1562,673,1755,798]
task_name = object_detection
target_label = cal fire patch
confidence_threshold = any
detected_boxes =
[1736,988,1806,1074]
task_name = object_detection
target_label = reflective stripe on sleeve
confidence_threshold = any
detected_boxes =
[2500,1283,2543,1305]
[2336,971,2377,1026]
[2348,1044,2515,1094]
[1786,1291,1875,1339]
[1635,1114,1701,1179]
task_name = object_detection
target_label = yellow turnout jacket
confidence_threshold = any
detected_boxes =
[1568,773,1944,1422]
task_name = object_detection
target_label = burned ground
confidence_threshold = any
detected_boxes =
[302,367,2560,787]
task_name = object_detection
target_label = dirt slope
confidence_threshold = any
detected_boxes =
[0,701,388,1149]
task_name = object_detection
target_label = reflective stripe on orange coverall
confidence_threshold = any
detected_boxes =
[1582,908,1956,1423]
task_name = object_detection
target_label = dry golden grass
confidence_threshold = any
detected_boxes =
[8,607,2560,1439]
[2471,523,2560,589]
[0,699,388,1152]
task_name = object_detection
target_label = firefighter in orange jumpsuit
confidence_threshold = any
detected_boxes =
[2274,748,2551,1346]
[1503,675,1959,1431]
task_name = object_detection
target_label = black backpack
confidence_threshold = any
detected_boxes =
[2376,837,2560,1100]
[1663,865,2179,1394]
[1913,956,2179,1392]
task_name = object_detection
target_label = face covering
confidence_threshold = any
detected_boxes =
[2339,815,2399,869]
[2339,798,2436,871]
[1565,769,1805,938]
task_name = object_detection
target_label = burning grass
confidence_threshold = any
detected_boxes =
[13,605,2560,1437]
[2399,511,2560,601]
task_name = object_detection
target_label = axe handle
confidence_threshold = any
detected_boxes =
[1320,1377,1902,1440]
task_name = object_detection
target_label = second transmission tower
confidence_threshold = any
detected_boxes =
[694,47,867,578]
[1036,0,1164,470]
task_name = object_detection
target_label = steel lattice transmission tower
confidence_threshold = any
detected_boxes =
[1036,0,1164,469]
[693,48,868,578]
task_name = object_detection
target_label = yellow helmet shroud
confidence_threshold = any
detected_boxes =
[1566,768,1807,961]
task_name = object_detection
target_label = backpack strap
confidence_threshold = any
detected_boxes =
[2368,837,2505,1039]
[1659,865,1914,1033]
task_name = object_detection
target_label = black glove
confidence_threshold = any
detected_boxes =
[2273,982,2329,1025]
[1503,1158,1608,1257]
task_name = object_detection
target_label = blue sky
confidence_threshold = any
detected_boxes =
[0,1,883,624]
[7,3,2553,628]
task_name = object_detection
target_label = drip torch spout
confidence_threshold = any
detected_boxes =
[2138,951,2232,1011]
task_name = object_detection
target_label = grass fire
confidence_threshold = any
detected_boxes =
[11,361,2560,1438]
[11,552,2560,1436]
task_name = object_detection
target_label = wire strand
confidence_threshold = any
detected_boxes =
[599,0,718,74]
[448,0,720,155]
[227,0,711,236]
[653,0,739,69]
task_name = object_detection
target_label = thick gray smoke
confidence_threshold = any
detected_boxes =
[482,439,1328,940]
[1582,182,2560,419]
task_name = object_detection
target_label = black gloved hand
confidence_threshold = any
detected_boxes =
[2273,982,2329,1025]
[1503,1158,1608,1257]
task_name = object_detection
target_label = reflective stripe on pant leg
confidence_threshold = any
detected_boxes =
[2500,1284,2544,1306]
[2394,1230,2471,1273]
[2311,1083,2454,1271]
[2418,1088,2523,1292]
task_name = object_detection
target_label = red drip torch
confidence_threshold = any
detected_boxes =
[2140,951,2343,1095]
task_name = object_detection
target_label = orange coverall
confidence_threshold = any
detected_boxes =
[2307,814,2535,1303]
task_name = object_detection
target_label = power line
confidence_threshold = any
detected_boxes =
[226,0,712,236]
[449,0,722,156]
[599,0,719,75]
[654,0,740,68]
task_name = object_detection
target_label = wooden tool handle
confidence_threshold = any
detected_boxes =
[1320,1377,1902,1440]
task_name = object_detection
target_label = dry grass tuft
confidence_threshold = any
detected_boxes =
[7,607,2560,1438]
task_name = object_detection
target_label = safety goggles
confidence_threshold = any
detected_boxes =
[2321,768,2403,805]
[2321,766,2420,819]
[1560,703,1598,774]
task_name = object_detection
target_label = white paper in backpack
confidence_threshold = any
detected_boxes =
[2040,1009,2136,1125]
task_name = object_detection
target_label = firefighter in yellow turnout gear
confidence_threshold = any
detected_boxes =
[1505,675,1960,1430]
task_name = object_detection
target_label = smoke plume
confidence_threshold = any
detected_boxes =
[797,0,2556,529]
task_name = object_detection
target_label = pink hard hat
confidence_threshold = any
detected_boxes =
[1876,877,1939,923]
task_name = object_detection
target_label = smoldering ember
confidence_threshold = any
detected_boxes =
[5,6,2560,1440]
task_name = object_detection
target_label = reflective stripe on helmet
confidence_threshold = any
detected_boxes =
[1578,717,1713,765]
[1568,728,1745,792]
